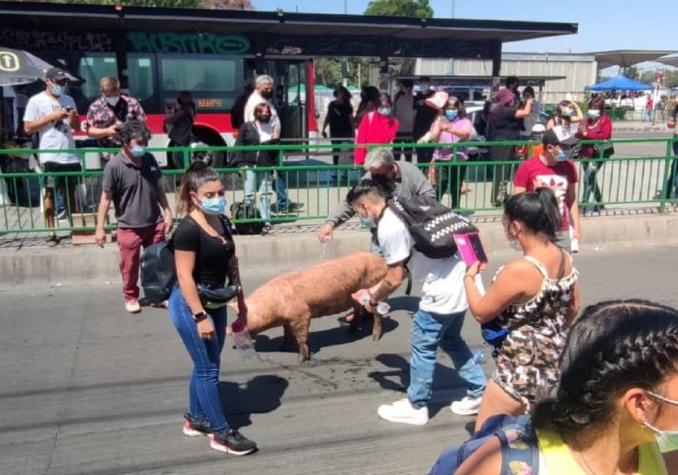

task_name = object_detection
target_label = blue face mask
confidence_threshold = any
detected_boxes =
[445,110,458,120]
[200,196,226,216]
[561,107,574,117]
[130,146,146,158]
[50,84,63,97]
[359,214,376,229]
[587,109,601,119]
[554,147,571,162]
[378,107,391,116]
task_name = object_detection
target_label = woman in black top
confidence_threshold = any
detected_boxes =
[488,88,533,206]
[169,161,257,456]
[233,103,277,234]
[322,86,354,182]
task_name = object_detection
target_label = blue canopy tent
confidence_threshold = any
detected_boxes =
[588,75,652,91]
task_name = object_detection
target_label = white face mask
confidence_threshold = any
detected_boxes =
[644,391,678,453]
[105,95,120,107]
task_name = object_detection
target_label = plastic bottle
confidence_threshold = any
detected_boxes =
[471,351,484,366]
[230,319,255,358]
[376,301,391,315]
[319,237,330,260]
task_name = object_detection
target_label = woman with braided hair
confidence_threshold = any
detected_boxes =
[455,299,678,474]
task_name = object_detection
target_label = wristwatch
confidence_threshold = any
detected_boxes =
[192,310,208,322]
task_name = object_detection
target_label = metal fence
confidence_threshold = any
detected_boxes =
[0,137,676,236]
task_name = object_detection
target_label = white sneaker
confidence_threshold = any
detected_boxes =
[450,395,482,416]
[570,238,580,253]
[125,300,141,314]
[377,398,429,425]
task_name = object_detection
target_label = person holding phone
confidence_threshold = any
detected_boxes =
[463,188,579,431]
[86,76,146,164]
[23,67,81,247]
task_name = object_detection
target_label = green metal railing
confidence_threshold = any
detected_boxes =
[0,137,675,236]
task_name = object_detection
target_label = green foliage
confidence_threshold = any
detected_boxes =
[364,0,433,19]
[314,57,372,89]
[640,69,678,88]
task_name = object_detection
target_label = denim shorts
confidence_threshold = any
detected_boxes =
[40,162,82,191]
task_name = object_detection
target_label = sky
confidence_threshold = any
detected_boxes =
[250,0,677,57]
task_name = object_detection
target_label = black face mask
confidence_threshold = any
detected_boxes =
[256,114,271,123]
[260,90,273,99]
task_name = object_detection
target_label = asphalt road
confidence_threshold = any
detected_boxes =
[0,245,676,475]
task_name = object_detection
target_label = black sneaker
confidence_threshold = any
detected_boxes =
[210,429,257,456]
[182,414,211,437]
[46,234,59,248]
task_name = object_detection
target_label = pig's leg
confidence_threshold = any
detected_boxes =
[280,324,298,352]
[290,317,311,363]
[348,302,363,334]
[372,312,383,342]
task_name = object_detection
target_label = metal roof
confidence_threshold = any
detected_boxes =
[0,2,578,44]
[588,50,678,69]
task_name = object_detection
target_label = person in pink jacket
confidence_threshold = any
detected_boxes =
[354,93,399,166]
[576,95,613,212]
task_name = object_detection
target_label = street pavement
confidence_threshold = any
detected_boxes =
[1,245,676,475]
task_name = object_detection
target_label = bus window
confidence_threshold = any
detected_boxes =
[78,53,118,100]
[158,55,240,111]
[128,54,155,102]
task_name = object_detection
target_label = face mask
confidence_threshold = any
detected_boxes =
[105,95,120,107]
[378,107,392,116]
[561,107,573,117]
[130,146,146,158]
[50,84,63,97]
[260,90,273,99]
[200,196,226,216]
[555,149,572,162]
[257,114,271,123]
[445,110,458,120]
[360,215,376,229]
[644,391,678,453]
[587,110,601,119]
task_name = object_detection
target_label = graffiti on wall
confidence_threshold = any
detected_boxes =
[127,32,250,55]
[0,28,114,52]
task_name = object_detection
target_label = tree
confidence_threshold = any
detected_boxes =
[364,0,433,18]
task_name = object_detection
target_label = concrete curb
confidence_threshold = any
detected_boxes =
[1,213,678,289]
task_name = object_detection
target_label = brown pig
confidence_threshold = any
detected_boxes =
[237,252,388,362]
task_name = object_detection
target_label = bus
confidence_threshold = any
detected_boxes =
[3,21,317,167]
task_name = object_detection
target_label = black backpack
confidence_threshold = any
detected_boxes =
[139,239,176,306]
[387,195,477,259]
[230,201,265,235]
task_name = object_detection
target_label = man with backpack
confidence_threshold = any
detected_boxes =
[94,121,173,313]
[318,147,435,252]
[347,180,487,425]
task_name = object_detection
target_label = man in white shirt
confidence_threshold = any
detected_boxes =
[243,74,303,213]
[347,181,487,425]
[23,67,81,246]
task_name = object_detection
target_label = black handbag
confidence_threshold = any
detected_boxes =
[593,142,615,158]
[197,284,239,309]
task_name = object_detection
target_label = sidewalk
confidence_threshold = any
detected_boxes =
[613,120,673,134]
[2,210,678,289]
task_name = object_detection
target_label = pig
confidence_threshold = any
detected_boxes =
[237,252,388,362]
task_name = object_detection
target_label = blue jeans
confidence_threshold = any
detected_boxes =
[274,173,290,206]
[243,168,272,222]
[168,284,230,433]
[408,309,487,407]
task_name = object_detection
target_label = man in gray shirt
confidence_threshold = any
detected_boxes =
[95,121,173,313]
[318,148,434,245]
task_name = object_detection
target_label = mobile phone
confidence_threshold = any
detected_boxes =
[453,232,488,266]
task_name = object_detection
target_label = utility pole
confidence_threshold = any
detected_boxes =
[451,0,455,18]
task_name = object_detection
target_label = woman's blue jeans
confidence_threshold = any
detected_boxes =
[407,309,487,408]
[243,168,272,222]
[168,284,230,433]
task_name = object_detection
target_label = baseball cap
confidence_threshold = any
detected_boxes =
[542,125,577,148]
[45,67,69,82]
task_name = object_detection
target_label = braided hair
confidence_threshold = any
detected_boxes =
[532,299,678,444]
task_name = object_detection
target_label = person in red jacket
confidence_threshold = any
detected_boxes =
[354,93,399,166]
[576,95,613,212]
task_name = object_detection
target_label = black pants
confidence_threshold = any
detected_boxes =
[581,160,605,205]
[394,132,414,162]
[330,139,353,166]
[489,144,515,205]
[435,161,467,209]
[663,141,678,198]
